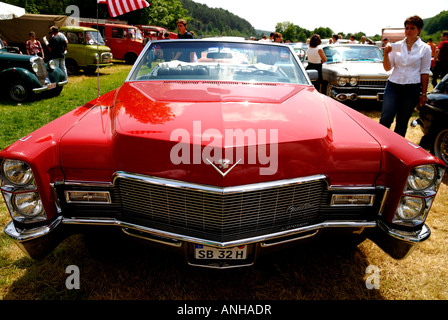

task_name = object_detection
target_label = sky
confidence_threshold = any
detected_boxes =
[193,0,448,36]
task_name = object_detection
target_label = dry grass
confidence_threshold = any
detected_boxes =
[0,95,447,300]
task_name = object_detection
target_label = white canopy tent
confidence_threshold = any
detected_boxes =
[0,1,25,20]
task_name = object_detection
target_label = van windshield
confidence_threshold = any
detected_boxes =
[85,31,106,45]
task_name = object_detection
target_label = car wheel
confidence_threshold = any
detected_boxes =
[84,67,98,75]
[124,52,137,65]
[66,60,79,75]
[434,129,448,165]
[8,81,31,102]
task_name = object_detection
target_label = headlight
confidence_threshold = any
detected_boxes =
[396,196,425,220]
[49,60,56,70]
[393,164,444,227]
[349,77,358,86]
[1,160,34,187]
[407,165,437,191]
[12,192,44,219]
[32,61,39,73]
[394,195,432,226]
[337,77,348,86]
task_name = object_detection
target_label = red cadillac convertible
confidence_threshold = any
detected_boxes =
[1,39,445,269]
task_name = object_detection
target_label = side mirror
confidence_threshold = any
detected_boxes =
[307,69,319,81]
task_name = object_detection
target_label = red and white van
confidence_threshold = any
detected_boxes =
[79,21,143,64]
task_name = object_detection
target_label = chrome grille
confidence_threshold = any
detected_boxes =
[358,80,387,87]
[117,175,326,242]
[101,52,111,63]
[34,58,47,85]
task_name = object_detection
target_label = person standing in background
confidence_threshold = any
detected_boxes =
[379,15,431,137]
[26,31,44,59]
[177,19,193,39]
[48,26,68,79]
[306,34,327,92]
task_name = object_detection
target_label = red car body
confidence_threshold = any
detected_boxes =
[1,39,445,269]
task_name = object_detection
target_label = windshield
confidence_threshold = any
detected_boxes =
[85,31,105,45]
[323,45,383,63]
[129,41,308,84]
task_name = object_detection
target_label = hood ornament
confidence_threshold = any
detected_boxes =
[206,158,241,177]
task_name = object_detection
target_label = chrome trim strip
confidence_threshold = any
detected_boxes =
[377,220,430,244]
[112,171,328,194]
[4,216,63,242]
[378,188,390,215]
[328,186,375,191]
[50,183,62,213]
[32,86,51,93]
[61,217,376,248]
[122,228,182,247]
[62,181,114,187]
[260,230,319,247]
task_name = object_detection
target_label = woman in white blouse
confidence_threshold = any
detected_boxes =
[306,34,327,92]
[379,15,431,137]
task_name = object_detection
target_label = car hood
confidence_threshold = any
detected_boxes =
[59,81,382,186]
[427,92,448,113]
[324,61,390,77]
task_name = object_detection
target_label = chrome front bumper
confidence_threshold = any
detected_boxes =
[32,80,68,93]
[4,216,430,266]
[329,88,384,102]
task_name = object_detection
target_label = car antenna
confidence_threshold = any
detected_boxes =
[96,3,100,98]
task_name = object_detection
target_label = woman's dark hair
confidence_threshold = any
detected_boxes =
[404,15,424,30]
[309,34,321,47]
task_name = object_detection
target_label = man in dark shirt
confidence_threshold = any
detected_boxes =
[173,19,195,62]
[432,31,448,87]
[177,19,193,39]
[48,26,68,78]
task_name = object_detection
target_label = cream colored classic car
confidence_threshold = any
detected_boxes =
[321,44,390,103]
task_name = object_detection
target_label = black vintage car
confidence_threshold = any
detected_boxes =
[0,38,67,102]
[413,74,448,165]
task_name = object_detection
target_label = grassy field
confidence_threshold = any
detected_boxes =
[0,65,447,300]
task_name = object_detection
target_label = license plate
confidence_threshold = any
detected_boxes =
[47,83,56,89]
[194,244,247,260]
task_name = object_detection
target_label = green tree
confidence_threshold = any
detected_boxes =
[312,27,333,39]
[275,21,297,41]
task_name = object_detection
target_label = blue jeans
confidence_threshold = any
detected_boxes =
[53,57,67,79]
[380,81,421,137]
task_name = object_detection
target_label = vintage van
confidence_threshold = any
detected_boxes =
[60,26,112,75]
[79,22,143,64]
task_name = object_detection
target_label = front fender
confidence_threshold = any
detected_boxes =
[46,64,67,83]
[0,67,42,88]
